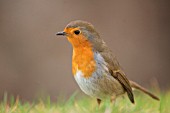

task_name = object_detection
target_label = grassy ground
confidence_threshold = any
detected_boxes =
[0,91,169,113]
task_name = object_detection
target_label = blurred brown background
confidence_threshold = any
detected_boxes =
[0,0,170,101]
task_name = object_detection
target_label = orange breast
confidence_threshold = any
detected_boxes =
[72,46,96,78]
[70,38,96,78]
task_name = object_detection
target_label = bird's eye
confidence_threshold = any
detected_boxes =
[74,30,80,35]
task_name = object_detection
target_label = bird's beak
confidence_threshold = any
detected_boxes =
[56,31,66,36]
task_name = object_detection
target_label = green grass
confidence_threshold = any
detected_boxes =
[0,91,169,113]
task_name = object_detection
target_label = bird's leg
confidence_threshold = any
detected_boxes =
[110,95,116,104]
[104,97,115,113]
[97,98,102,106]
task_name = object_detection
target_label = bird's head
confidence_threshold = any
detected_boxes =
[56,20,105,50]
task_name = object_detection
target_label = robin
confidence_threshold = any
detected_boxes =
[56,20,159,105]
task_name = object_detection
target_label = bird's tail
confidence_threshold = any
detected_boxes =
[130,80,160,101]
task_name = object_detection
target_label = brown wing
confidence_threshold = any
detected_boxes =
[100,50,135,104]
[112,70,134,103]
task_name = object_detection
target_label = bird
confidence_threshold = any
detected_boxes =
[56,20,160,105]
